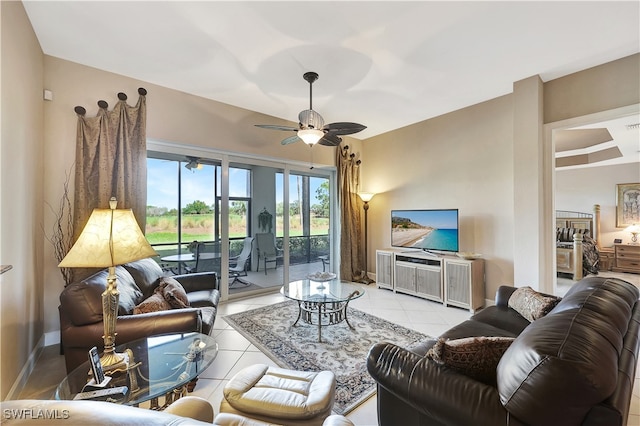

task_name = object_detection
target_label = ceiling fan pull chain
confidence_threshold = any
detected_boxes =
[309,145,314,170]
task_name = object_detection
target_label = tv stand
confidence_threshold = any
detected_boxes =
[376,248,485,313]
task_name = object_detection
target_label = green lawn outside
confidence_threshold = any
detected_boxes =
[146,214,329,245]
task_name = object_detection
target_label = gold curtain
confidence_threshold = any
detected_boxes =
[73,89,147,242]
[336,146,365,282]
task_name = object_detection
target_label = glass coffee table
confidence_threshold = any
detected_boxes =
[281,279,364,342]
[56,332,217,410]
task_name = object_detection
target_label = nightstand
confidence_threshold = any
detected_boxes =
[612,244,640,274]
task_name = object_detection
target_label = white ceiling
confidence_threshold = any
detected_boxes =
[23,1,640,161]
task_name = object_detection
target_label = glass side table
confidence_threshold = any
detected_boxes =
[281,279,364,342]
[56,332,217,410]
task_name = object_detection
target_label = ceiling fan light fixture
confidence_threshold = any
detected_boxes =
[185,158,201,171]
[298,129,324,146]
[299,109,324,130]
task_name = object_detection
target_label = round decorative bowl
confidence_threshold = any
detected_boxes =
[456,252,482,260]
[307,272,337,281]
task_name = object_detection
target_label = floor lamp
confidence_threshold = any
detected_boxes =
[59,197,156,373]
[358,192,376,285]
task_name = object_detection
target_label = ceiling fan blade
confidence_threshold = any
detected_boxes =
[281,135,301,145]
[255,124,298,132]
[318,133,342,146]
[323,122,367,135]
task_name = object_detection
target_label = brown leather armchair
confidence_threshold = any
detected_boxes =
[59,258,220,373]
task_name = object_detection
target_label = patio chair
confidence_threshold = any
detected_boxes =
[255,233,283,275]
[229,237,253,287]
[187,241,221,275]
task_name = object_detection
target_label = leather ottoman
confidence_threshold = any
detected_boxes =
[220,364,336,426]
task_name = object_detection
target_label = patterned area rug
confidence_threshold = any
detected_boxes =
[223,301,431,415]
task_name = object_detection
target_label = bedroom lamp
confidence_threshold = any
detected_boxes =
[59,197,156,372]
[625,223,640,244]
[358,192,376,284]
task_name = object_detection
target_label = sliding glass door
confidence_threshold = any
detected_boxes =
[146,148,336,300]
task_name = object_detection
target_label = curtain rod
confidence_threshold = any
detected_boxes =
[74,87,147,116]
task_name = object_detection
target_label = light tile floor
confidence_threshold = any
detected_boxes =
[17,274,640,426]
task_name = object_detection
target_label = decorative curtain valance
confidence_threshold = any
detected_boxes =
[72,88,148,241]
[336,145,366,282]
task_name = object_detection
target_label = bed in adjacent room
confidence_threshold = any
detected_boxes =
[555,205,601,280]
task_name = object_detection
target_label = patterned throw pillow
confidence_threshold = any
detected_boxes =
[508,286,561,322]
[158,277,190,309]
[133,291,171,314]
[556,227,589,243]
[426,336,515,386]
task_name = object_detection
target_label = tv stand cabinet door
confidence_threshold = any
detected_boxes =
[444,258,485,313]
[376,250,394,290]
[395,262,417,294]
[415,265,443,302]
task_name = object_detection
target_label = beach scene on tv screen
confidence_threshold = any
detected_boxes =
[392,210,458,251]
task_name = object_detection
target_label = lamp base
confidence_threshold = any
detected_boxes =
[101,350,130,375]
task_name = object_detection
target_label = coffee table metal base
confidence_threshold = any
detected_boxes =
[291,290,360,342]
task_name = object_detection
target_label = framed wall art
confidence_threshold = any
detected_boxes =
[616,183,640,227]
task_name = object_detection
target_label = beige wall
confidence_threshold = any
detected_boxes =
[0,1,45,399]
[362,95,516,299]
[544,54,640,124]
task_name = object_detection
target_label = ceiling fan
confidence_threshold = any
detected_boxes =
[255,72,366,147]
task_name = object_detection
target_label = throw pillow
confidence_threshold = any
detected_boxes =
[426,336,516,386]
[158,277,190,309]
[556,227,589,243]
[133,291,171,314]
[508,286,561,322]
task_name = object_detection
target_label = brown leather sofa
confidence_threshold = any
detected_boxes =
[367,276,640,426]
[59,258,220,373]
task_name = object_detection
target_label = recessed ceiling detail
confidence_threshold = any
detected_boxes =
[556,146,622,168]
[555,128,613,152]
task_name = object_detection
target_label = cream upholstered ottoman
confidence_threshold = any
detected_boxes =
[220,364,336,426]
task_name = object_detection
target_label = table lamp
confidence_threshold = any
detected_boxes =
[59,197,156,372]
[625,223,640,244]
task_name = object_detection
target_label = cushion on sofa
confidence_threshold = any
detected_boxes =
[133,291,172,314]
[497,277,639,426]
[508,286,560,322]
[123,258,165,299]
[426,336,515,385]
[60,267,143,325]
[159,277,190,309]
[133,277,191,313]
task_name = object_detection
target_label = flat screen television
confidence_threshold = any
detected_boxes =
[391,209,459,253]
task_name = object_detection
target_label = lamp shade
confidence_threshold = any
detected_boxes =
[298,129,324,145]
[59,208,156,268]
[358,192,375,203]
[625,223,640,233]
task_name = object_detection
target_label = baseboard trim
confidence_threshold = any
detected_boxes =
[6,335,45,400]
